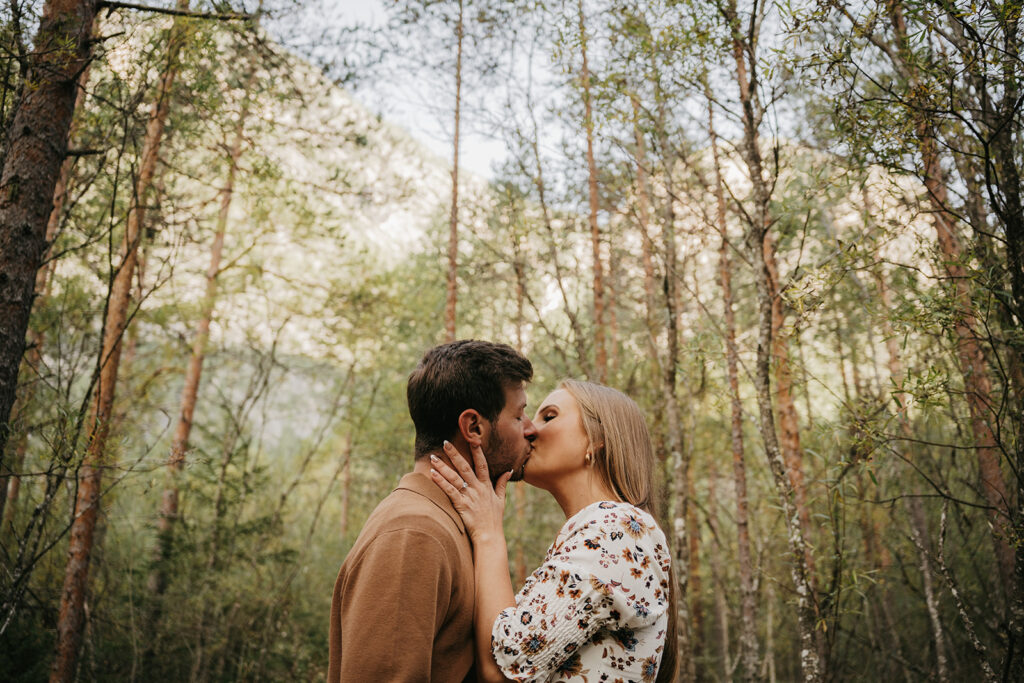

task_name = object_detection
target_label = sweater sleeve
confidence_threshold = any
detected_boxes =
[490,506,671,680]
[336,526,453,681]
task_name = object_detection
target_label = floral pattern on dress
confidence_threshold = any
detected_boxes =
[491,501,671,682]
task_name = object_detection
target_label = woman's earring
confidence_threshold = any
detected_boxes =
[584,452,593,466]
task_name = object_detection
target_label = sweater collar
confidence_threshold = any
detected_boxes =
[395,472,467,535]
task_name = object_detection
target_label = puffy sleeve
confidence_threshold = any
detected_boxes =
[490,505,671,680]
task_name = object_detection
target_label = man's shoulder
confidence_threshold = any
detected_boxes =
[342,485,463,568]
[366,486,456,534]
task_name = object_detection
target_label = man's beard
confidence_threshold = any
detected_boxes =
[486,429,529,483]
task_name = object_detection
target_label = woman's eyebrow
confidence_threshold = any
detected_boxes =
[536,404,555,413]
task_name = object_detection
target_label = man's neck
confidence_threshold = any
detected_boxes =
[411,443,472,479]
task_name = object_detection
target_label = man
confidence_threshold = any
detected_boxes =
[328,340,536,682]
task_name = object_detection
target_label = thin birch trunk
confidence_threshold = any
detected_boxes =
[631,95,660,378]
[512,241,528,584]
[885,0,1013,598]
[656,117,695,682]
[762,580,776,683]
[607,238,619,378]
[50,6,189,680]
[908,497,950,681]
[722,0,821,676]
[577,0,605,381]
[147,89,247,605]
[685,422,703,665]
[339,436,351,540]
[764,235,815,580]
[444,0,463,343]
[706,456,732,681]
[875,268,951,681]
[708,89,759,683]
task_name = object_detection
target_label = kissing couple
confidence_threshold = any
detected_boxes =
[329,340,678,682]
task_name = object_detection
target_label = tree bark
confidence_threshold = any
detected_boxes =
[147,91,245,605]
[339,439,351,540]
[685,394,703,667]
[883,0,1014,600]
[908,496,950,682]
[631,95,660,378]
[0,0,97,492]
[721,0,821,678]
[764,236,813,565]
[50,5,189,680]
[657,124,695,683]
[578,0,605,381]
[923,131,1013,595]
[443,0,463,343]
[1,57,92,527]
[875,268,951,681]
[706,456,732,681]
[709,90,759,683]
[512,237,528,585]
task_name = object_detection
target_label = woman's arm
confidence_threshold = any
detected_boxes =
[430,440,514,683]
[469,531,516,682]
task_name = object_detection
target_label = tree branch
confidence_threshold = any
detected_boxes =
[99,1,251,22]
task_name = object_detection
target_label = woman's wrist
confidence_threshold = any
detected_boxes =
[471,531,507,550]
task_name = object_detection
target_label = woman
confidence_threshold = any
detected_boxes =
[430,379,678,682]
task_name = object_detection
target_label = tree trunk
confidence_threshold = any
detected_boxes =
[0,0,97,488]
[512,241,528,585]
[706,456,732,681]
[923,132,1013,595]
[764,235,814,575]
[50,6,189,680]
[658,135,695,683]
[762,581,777,683]
[885,0,1013,601]
[745,147,822,683]
[1,57,92,527]
[723,0,821,677]
[685,425,703,666]
[875,268,951,680]
[443,0,463,343]
[631,95,660,378]
[908,496,950,681]
[709,90,759,683]
[577,0,605,381]
[607,237,619,378]
[339,440,351,540]
[147,93,245,605]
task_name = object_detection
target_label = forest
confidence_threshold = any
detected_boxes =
[0,0,1021,681]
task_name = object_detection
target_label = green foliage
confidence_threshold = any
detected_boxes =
[2,1,1022,681]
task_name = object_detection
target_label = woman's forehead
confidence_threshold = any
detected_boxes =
[538,388,574,412]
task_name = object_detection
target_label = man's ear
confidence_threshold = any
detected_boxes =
[457,409,487,447]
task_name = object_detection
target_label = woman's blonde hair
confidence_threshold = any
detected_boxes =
[559,378,659,515]
[558,378,679,683]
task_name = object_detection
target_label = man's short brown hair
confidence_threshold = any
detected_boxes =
[407,340,532,459]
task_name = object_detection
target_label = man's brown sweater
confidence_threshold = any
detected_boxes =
[328,472,476,682]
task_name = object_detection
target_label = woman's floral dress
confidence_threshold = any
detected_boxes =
[491,501,671,682]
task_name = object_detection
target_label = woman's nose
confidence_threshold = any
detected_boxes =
[523,417,537,441]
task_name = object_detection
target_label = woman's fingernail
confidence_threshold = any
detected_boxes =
[430,454,438,461]
[443,440,451,447]
[430,468,437,476]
